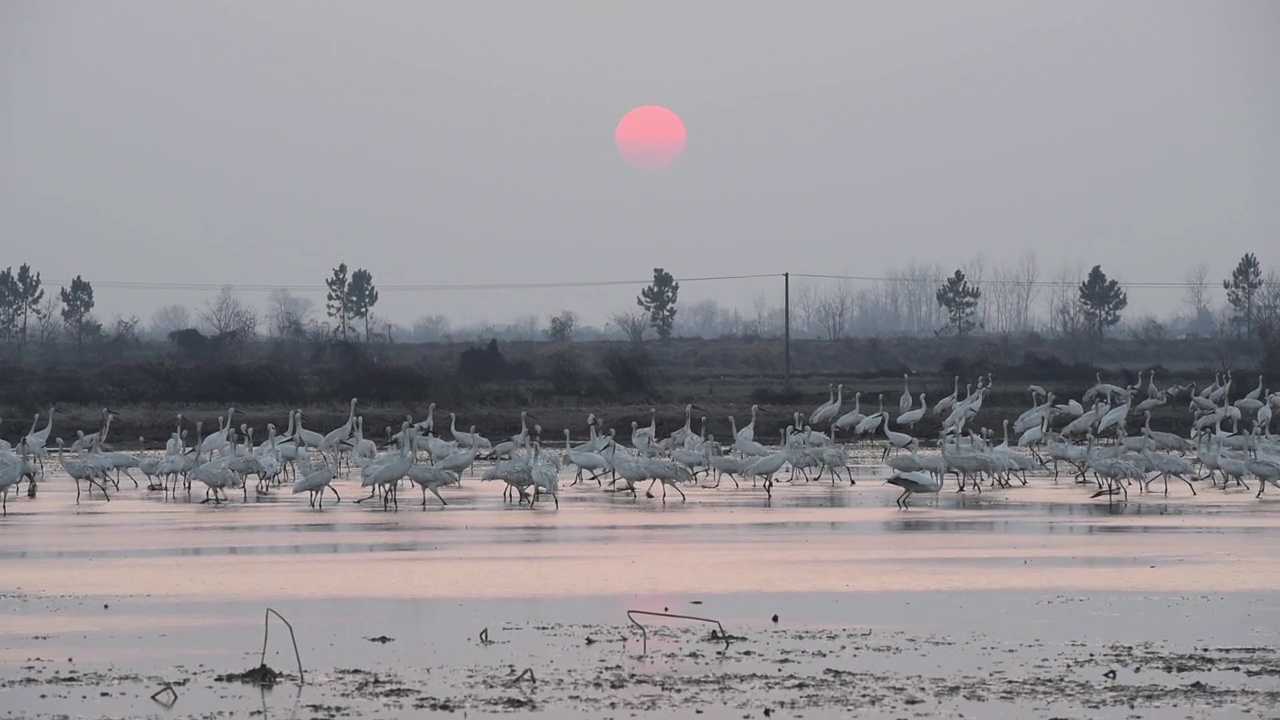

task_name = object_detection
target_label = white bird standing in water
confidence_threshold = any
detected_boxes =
[292,451,340,508]
[885,470,941,509]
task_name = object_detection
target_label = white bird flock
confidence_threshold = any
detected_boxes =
[2,369,1279,516]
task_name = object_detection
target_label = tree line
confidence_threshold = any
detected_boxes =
[0,256,1274,358]
[935,254,1272,342]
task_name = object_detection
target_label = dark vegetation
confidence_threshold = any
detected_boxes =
[2,258,1277,443]
[0,331,1273,444]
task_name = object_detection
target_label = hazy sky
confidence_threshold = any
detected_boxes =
[2,1,1277,329]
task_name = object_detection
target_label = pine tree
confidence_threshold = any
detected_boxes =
[59,275,96,351]
[935,269,981,336]
[1077,265,1127,339]
[13,264,45,352]
[1223,252,1264,339]
[348,268,379,342]
[0,268,16,342]
[325,263,351,340]
[637,268,679,340]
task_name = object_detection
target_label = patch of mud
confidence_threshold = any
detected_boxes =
[213,663,292,687]
[6,623,1279,719]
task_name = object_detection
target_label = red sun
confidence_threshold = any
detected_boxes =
[615,105,686,170]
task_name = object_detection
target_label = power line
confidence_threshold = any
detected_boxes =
[38,270,1214,294]
[41,273,785,294]
[791,272,1199,289]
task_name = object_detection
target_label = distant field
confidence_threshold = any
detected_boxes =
[0,334,1266,445]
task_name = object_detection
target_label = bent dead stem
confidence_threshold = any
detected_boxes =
[262,607,305,684]
[626,609,734,656]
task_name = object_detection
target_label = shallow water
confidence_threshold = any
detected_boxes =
[2,463,1279,718]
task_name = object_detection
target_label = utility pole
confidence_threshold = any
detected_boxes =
[784,272,791,383]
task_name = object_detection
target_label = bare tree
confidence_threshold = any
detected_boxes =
[265,289,313,340]
[750,292,784,337]
[149,304,191,338]
[609,308,649,343]
[817,281,852,340]
[1047,262,1088,338]
[852,282,898,337]
[198,285,258,340]
[411,314,451,342]
[792,282,821,338]
[679,300,738,338]
[895,261,945,335]
[505,314,540,341]
[35,296,62,344]
[1181,262,1214,335]
[1009,252,1041,332]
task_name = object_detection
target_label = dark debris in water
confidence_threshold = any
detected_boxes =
[9,623,1280,717]
[214,663,290,687]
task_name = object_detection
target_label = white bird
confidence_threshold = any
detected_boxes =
[809,384,843,427]
[1017,414,1048,449]
[1096,392,1133,436]
[703,437,750,488]
[933,376,960,416]
[320,397,359,455]
[885,470,941,509]
[406,464,459,506]
[292,452,340,508]
[881,416,919,459]
[742,447,791,499]
[1140,448,1197,496]
[200,409,236,454]
[0,443,36,515]
[435,427,482,476]
[1134,391,1167,414]
[898,374,913,415]
[728,416,769,457]
[895,393,927,429]
[1054,398,1085,418]
[854,395,886,438]
[489,411,535,459]
[358,423,416,508]
[735,405,760,443]
[833,392,865,434]
[449,413,491,451]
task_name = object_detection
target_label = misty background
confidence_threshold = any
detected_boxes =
[2,1,1278,342]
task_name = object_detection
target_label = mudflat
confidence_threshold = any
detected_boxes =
[2,467,1278,718]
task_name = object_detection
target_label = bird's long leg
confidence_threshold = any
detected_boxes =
[354,487,377,504]
[430,486,447,506]
[645,479,656,499]
[74,477,82,504]
[328,485,340,504]
[675,482,686,502]
[1180,473,1197,496]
